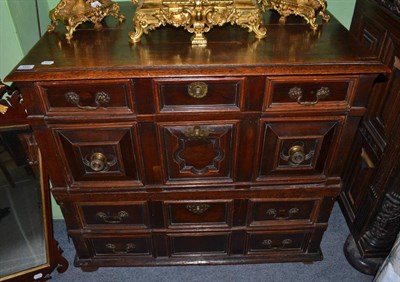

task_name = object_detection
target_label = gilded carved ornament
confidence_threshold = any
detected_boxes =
[48,0,125,40]
[260,0,330,30]
[48,0,329,45]
[129,0,267,46]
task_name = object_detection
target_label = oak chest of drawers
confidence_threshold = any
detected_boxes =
[5,3,387,270]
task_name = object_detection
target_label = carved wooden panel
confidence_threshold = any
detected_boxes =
[52,124,143,187]
[359,17,387,55]
[341,130,378,224]
[159,122,238,183]
[359,12,400,142]
[256,119,340,181]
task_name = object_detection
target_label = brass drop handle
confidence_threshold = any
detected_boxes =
[188,82,208,99]
[266,208,300,220]
[288,86,330,105]
[262,239,293,249]
[105,243,136,254]
[65,91,110,110]
[96,211,129,224]
[89,152,107,171]
[185,203,211,214]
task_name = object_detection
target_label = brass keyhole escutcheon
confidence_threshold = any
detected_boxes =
[188,82,208,99]
[89,152,107,172]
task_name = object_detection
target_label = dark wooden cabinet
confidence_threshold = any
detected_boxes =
[5,3,386,270]
[338,0,400,275]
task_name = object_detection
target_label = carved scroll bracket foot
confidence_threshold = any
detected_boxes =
[128,12,162,43]
[48,1,125,40]
[343,234,383,276]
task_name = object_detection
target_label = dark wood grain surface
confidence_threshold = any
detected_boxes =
[5,2,386,82]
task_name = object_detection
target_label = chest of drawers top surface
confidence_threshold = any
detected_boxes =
[5,3,386,82]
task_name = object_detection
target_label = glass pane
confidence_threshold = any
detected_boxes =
[0,126,47,277]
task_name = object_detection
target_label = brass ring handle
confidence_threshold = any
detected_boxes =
[262,239,293,249]
[65,91,110,110]
[288,86,330,105]
[289,145,306,164]
[280,145,315,166]
[89,152,107,171]
[105,243,136,254]
[96,211,129,224]
[185,203,211,214]
[188,82,208,99]
[266,208,300,220]
[83,151,117,172]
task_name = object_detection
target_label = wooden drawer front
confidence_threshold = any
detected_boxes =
[165,200,232,228]
[264,76,355,110]
[52,125,142,187]
[246,230,310,254]
[77,202,149,228]
[159,122,237,183]
[168,232,230,256]
[154,78,244,112]
[248,199,318,226]
[37,80,134,114]
[257,119,340,180]
[87,235,153,257]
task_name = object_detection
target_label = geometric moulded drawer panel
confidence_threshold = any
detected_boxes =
[256,119,341,181]
[52,124,142,188]
[158,122,238,184]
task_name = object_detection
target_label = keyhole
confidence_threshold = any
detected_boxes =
[195,86,201,95]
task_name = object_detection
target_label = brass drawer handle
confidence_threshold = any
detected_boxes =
[262,239,293,249]
[288,86,330,105]
[266,208,300,220]
[105,243,136,254]
[96,211,129,224]
[184,125,210,138]
[185,203,211,214]
[280,145,315,166]
[83,151,117,172]
[188,82,208,99]
[65,91,110,110]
